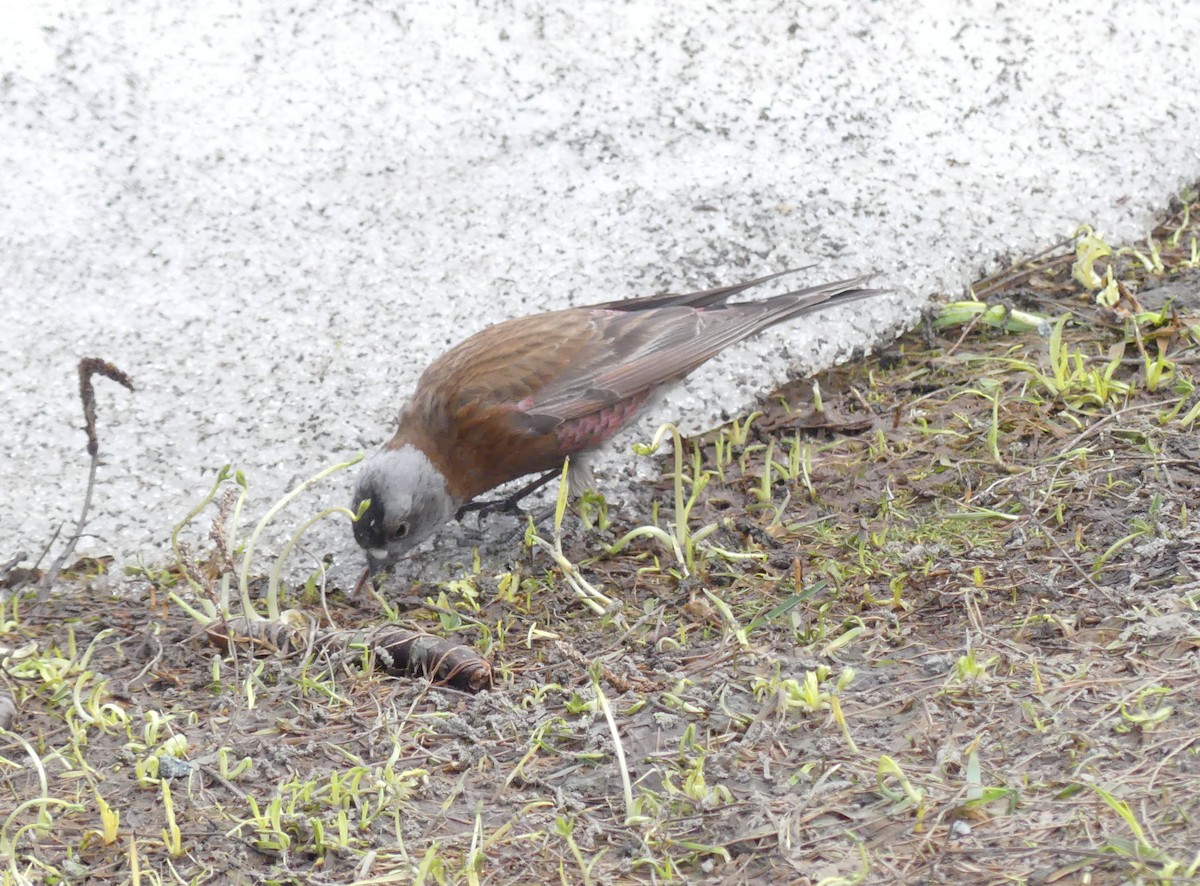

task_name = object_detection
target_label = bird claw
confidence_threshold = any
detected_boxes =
[455,493,528,521]
[455,469,559,522]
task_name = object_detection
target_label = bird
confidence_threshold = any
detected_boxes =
[352,268,885,572]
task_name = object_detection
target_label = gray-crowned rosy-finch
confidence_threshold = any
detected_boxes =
[353,269,884,571]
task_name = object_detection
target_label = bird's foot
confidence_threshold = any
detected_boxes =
[503,505,557,545]
[455,469,559,521]
[456,494,526,521]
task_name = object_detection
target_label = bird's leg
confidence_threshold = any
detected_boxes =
[566,452,597,497]
[455,469,560,521]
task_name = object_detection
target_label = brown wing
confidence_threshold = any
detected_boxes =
[524,276,882,423]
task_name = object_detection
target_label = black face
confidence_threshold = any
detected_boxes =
[352,494,387,550]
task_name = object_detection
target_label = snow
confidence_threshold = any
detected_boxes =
[1,0,1196,582]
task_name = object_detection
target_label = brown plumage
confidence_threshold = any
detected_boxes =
[353,269,885,569]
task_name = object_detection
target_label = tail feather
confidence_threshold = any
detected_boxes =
[750,276,886,332]
[658,277,883,374]
[592,266,818,312]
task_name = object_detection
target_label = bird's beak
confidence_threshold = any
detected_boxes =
[352,551,394,598]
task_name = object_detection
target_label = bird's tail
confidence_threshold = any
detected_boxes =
[647,274,887,374]
[752,275,887,330]
[596,266,821,312]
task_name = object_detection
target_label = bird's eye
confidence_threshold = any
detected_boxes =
[392,522,410,541]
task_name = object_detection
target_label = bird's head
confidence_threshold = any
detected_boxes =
[351,445,459,572]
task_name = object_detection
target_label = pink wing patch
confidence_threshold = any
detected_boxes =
[554,391,653,452]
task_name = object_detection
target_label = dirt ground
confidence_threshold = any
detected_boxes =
[3,187,1200,885]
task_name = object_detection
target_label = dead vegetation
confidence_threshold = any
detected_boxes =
[3,187,1200,885]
